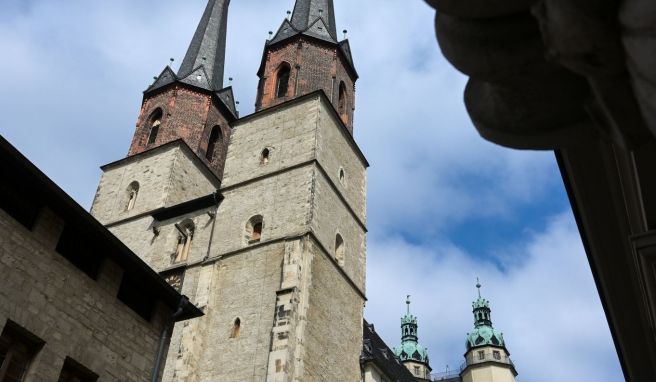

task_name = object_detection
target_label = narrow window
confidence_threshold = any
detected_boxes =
[252,222,262,241]
[493,350,501,361]
[414,366,420,376]
[173,220,195,263]
[335,234,345,266]
[206,126,222,162]
[230,318,241,338]
[260,148,270,165]
[338,81,347,115]
[477,350,485,361]
[125,181,139,212]
[0,321,45,382]
[338,168,345,185]
[246,215,264,244]
[58,357,98,382]
[276,64,291,98]
[147,109,163,145]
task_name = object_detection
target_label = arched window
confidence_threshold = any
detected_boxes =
[338,168,345,185]
[147,109,163,145]
[260,148,270,165]
[276,64,291,98]
[230,318,241,338]
[173,219,195,263]
[206,126,223,161]
[246,215,264,244]
[335,234,345,266]
[125,181,140,211]
[338,81,347,115]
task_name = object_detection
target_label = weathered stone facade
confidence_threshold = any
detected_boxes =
[0,136,202,382]
[90,92,368,381]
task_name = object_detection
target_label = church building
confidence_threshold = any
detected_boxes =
[0,0,522,381]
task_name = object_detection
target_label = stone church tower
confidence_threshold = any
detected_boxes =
[90,0,367,381]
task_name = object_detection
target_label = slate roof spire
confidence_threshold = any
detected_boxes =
[177,0,230,91]
[290,0,337,41]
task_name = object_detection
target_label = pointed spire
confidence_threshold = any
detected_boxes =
[406,295,411,315]
[290,0,337,40]
[178,0,230,91]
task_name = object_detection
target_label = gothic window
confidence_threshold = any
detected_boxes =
[206,126,223,162]
[338,168,345,185]
[414,366,420,376]
[229,318,241,338]
[147,109,163,145]
[58,357,98,382]
[276,64,291,98]
[335,234,345,266]
[173,219,195,263]
[0,321,44,382]
[338,81,347,115]
[260,148,270,165]
[246,215,264,244]
[493,350,501,360]
[125,181,139,211]
[477,350,485,360]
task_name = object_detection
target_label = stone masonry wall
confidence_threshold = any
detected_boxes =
[302,237,364,381]
[315,100,367,223]
[0,208,169,381]
[161,243,285,381]
[222,96,320,188]
[91,144,219,226]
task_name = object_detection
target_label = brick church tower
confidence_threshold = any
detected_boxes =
[90,0,368,381]
[256,0,358,133]
[127,0,237,179]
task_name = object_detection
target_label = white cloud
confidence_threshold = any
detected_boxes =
[365,211,623,381]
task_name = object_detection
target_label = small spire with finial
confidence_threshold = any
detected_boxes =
[343,29,348,40]
[286,10,291,20]
[476,278,482,298]
[169,58,175,68]
[406,295,411,315]
[228,77,233,86]
[268,31,273,40]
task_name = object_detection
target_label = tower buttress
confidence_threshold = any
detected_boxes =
[255,0,358,133]
[126,0,237,179]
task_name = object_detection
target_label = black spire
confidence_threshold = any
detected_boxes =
[177,0,230,91]
[290,0,337,40]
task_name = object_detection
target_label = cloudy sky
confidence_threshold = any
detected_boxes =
[0,0,624,381]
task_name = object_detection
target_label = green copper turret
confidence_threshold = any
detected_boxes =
[466,280,506,350]
[394,296,429,364]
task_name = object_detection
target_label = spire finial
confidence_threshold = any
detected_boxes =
[406,295,411,314]
[476,278,482,298]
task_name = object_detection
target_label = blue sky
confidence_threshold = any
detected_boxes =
[0,1,624,381]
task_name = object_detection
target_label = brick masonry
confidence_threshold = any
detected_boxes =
[256,37,357,134]
[127,85,232,179]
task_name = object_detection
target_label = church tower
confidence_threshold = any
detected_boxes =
[90,0,367,380]
[461,281,518,382]
[127,0,237,179]
[255,0,358,133]
[394,297,432,381]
